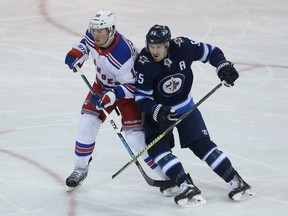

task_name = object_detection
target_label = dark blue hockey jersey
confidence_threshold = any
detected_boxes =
[134,36,226,116]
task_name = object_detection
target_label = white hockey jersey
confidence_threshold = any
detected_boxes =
[79,28,138,99]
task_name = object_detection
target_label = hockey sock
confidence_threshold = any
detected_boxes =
[74,114,101,168]
[155,152,187,186]
[203,148,235,182]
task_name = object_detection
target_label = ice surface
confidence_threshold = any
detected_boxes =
[0,0,288,215]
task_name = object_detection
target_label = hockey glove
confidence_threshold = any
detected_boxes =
[153,104,178,126]
[216,61,239,87]
[91,90,116,109]
[65,43,88,71]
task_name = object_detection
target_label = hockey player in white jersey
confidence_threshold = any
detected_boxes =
[64,9,167,190]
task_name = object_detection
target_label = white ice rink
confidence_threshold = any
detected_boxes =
[1,0,288,215]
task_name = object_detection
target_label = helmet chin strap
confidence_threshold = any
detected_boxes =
[100,28,116,48]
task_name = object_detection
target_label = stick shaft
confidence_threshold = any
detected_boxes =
[75,66,174,187]
[112,82,223,179]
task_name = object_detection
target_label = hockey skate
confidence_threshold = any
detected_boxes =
[66,166,89,192]
[160,183,181,197]
[66,157,92,191]
[174,174,206,207]
[228,171,256,201]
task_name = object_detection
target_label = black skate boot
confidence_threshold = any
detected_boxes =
[66,157,92,191]
[174,174,206,207]
[66,167,89,189]
[228,171,255,201]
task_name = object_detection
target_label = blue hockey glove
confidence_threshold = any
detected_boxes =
[217,61,239,87]
[91,90,116,109]
[65,43,88,71]
[153,104,178,126]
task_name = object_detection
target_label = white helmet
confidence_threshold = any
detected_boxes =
[90,9,116,31]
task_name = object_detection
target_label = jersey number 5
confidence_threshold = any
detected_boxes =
[137,73,144,84]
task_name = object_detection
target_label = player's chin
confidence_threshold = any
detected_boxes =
[94,41,102,46]
[152,56,162,62]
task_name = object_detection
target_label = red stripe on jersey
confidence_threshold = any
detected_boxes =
[124,84,136,92]
[122,36,135,56]
[85,35,94,47]
[94,34,120,55]
[107,53,122,68]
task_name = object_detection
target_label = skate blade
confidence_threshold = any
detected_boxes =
[232,189,256,201]
[66,186,78,192]
[177,195,207,207]
[66,182,83,192]
[162,187,181,197]
[66,187,73,192]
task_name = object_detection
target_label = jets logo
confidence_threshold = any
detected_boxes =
[158,73,185,97]
[138,55,150,65]
[165,78,180,91]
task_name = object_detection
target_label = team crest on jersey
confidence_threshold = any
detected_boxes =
[158,73,185,97]
[138,55,150,65]
[173,37,184,47]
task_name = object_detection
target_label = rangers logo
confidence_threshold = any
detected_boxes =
[159,73,185,97]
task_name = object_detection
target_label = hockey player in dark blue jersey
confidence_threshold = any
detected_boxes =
[134,24,255,206]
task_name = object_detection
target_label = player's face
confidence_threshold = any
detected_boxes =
[91,28,110,47]
[148,44,167,62]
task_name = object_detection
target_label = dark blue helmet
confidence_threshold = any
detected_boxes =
[146,24,171,45]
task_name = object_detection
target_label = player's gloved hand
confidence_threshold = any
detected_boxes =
[216,61,239,87]
[91,90,116,109]
[65,43,87,71]
[153,104,178,126]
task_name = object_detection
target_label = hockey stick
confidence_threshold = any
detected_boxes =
[73,66,174,188]
[112,82,224,179]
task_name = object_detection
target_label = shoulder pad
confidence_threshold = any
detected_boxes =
[171,36,187,47]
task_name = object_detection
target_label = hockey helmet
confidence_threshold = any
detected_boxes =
[90,9,116,31]
[146,24,171,45]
